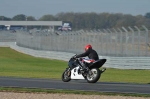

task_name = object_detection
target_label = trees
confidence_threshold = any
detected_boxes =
[55,12,148,30]
[12,14,26,21]
[12,14,36,21]
[144,12,150,19]
[1,12,150,30]
[39,14,55,21]
[27,16,36,21]
[0,16,11,21]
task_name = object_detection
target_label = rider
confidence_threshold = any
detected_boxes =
[74,44,99,70]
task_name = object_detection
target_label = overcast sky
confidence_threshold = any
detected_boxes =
[0,0,150,18]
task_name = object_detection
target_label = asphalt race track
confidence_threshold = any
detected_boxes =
[0,77,150,94]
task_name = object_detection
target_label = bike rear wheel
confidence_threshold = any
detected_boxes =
[86,68,101,83]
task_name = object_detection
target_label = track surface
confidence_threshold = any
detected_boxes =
[0,77,150,94]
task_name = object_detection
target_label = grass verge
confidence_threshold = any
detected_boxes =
[0,87,150,97]
[0,47,150,84]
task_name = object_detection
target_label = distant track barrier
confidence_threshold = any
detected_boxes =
[0,25,150,69]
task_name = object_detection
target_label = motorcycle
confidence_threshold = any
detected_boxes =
[62,55,107,83]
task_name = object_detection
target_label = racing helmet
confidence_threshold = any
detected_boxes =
[85,44,92,51]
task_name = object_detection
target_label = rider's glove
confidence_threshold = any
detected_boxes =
[73,56,76,58]
[73,55,77,59]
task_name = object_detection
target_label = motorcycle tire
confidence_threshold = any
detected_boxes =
[62,69,71,82]
[86,68,101,83]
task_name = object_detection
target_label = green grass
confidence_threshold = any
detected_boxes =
[0,47,150,84]
[100,68,150,84]
[0,47,67,79]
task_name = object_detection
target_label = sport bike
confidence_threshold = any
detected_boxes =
[62,55,106,83]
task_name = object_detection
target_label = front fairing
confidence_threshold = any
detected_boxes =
[68,58,78,69]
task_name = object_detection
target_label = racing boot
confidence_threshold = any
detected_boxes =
[101,68,106,73]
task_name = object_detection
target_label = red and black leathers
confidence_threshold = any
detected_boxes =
[75,48,99,60]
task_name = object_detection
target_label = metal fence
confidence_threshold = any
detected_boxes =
[0,27,150,69]
[16,26,150,57]
[0,30,16,42]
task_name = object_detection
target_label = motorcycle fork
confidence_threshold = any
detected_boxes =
[65,68,71,76]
